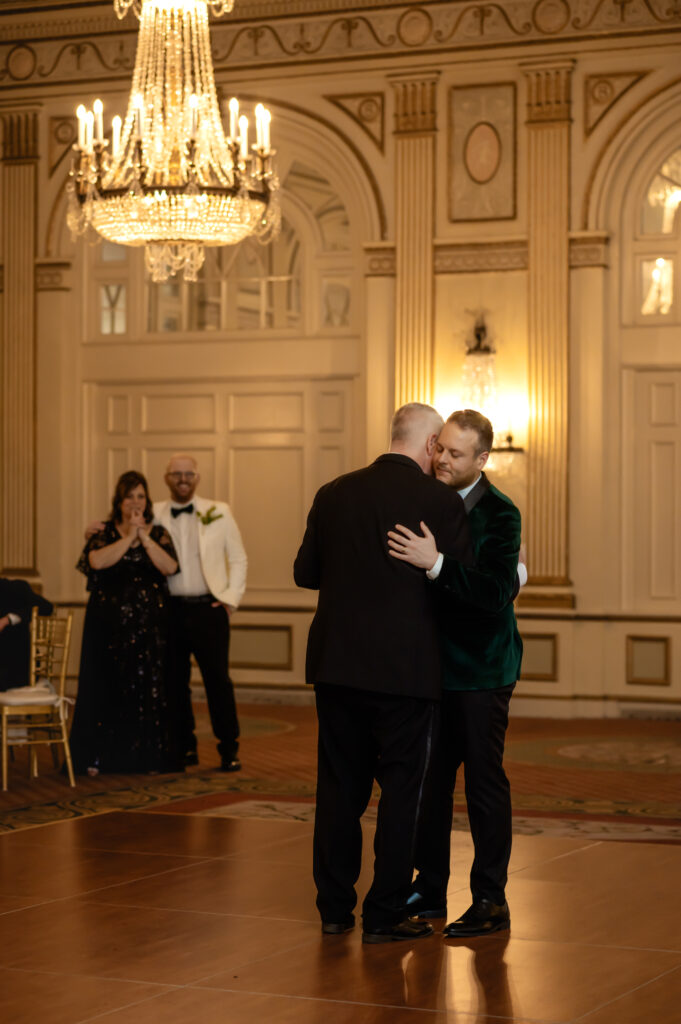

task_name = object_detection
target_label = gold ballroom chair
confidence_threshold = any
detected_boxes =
[0,606,75,790]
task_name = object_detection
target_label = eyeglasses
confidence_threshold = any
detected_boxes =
[168,472,196,480]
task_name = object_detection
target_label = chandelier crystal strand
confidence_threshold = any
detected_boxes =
[68,0,277,282]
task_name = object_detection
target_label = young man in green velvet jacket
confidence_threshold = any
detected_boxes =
[388,409,523,937]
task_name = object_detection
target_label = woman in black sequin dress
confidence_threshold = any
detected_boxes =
[70,471,182,776]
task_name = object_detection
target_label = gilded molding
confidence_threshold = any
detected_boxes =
[389,72,439,134]
[522,59,575,123]
[364,245,396,276]
[569,232,610,268]
[2,3,677,84]
[0,263,3,294]
[434,240,528,273]
[35,261,72,292]
[1,111,38,161]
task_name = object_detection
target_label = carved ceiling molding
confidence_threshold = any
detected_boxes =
[584,71,649,135]
[1,3,680,85]
[325,92,385,151]
[522,59,575,123]
[389,72,439,134]
[434,240,528,274]
[1,111,38,160]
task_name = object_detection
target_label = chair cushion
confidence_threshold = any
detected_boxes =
[0,682,59,706]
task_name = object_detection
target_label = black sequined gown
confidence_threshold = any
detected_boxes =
[69,522,182,775]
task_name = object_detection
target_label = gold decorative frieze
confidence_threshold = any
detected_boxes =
[434,240,527,274]
[522,59,575,124]
[325,93,384,151]
[0,5,679,82]
[569,232,610,268]
[1,111,38,161]
[364,244,396,277]
[584,72,648,135]
[390,72,438,135]
[35,261,72,292]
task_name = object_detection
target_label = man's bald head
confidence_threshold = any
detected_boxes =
[164,453,200,503]
[389,403,444,473]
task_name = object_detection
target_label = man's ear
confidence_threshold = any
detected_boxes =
[479,451,490,469]
[425,433,438,455]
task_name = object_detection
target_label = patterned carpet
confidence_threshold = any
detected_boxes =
[1,703,680,840]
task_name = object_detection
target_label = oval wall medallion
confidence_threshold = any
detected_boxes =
[7,44,37,81]
[464,122,502,185]
[532,0,570,34]
[397,8,433,47]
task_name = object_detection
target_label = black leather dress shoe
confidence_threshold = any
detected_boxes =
[443,899,510,937]
[362,919,434,944]
[405,888,447,919]
[219,758,242,772]
[322,916,355,935]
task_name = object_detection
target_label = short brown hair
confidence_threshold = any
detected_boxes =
[447,409,494,456]
[110,470,154,524]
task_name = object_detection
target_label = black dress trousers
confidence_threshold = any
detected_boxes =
[168,598,240,760]
[415,684,514,905]
[314,682,437,929]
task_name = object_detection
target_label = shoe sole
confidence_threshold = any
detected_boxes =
[362,929,434,944]
[444,920,510,938]
[322,924,354,935]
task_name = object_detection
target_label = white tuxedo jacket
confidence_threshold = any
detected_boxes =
[153,496,248,609]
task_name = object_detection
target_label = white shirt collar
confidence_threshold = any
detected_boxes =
[457,474,482,501]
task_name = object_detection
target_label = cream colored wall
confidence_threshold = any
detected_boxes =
[1,1,681,711]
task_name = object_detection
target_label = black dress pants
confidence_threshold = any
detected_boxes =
[314,683,436,929]
[168,598,240,760]
[414,684,514,905]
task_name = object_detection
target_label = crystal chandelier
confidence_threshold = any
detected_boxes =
[67,0,279,282]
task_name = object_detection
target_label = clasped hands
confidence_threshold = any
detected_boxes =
[387,521,439,570]
[126,509,151,542]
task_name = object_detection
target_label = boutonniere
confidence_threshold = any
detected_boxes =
[197,505,224,526]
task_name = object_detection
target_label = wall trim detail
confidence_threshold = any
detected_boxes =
[35,259,72,292]
[434,239,527,274]
[569,232,610,268]
[364,244,396,277]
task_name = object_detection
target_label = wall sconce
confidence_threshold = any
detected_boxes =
[460,310,525,471]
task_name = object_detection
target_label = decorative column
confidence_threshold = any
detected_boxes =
[522,60,574,592]
[0,111,39,575]
[389,71,438,407]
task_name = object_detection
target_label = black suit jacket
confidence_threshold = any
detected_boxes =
[0,578,54,690]
[294,454,473,700]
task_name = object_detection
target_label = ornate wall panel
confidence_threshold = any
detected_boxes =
[449,83,516,222]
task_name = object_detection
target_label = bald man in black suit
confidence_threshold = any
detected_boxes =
[294,403,473,943]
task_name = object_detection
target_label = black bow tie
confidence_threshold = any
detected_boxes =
[171,504,194,518]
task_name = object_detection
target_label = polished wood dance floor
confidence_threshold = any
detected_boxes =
[1,805,681,1023]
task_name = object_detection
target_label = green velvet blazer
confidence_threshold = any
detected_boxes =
[431,474,523,691]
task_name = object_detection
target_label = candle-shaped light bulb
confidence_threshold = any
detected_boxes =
[111,115,122,157]
[93,98,104,143]
[85,109,94,151]
[228,97,239,141]
[134,95,144,139]
[189,93,199,138]
[263,108,271,151]
[76,104,86,149]
[238,114,248,160]
[255,104,264,149]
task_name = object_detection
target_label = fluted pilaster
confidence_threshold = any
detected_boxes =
[390,71,438,407]
[522,61,574,586]
[1,111,39,574]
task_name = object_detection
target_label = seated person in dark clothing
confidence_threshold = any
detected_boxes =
[0,578,54,690]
